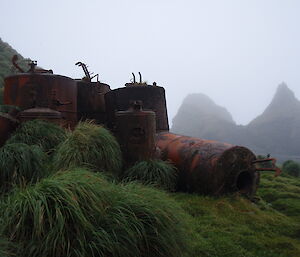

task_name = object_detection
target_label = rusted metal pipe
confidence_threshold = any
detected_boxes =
[76,62,91,81]
[156,132,259,196]
[12,55,24,73]
[132,73,136,83]
[252,158,282,176]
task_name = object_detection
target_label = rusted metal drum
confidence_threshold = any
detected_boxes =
[0,113,19,147]
[4,73,77,127]
[115,101,156,165]
[105,84,169,132]
[19,107,63,126]
[156,132,258,196]
[76,81,111,124]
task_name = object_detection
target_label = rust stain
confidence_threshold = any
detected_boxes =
[156,132,259,196]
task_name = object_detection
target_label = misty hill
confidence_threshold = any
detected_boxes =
[172,94,237,142]
[0,38,30,89]
[172,84,300,161]
[248,83,300,155]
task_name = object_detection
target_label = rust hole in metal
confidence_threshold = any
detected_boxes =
[236,170,253,193]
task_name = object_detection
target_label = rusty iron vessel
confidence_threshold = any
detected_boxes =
[156,132,259,196]
[4,70,77,127]
[105,73,169,132]
[3,60,112,128]
[115,100,156,166]
[76,80,111,124]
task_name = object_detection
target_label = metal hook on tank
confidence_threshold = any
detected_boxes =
[131,72,136,83]
[12,55,24,73]
[138,72,142,83]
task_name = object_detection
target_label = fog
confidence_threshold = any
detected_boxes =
[1,0,300,125]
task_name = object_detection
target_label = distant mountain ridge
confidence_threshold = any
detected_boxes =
[172,83,300,162]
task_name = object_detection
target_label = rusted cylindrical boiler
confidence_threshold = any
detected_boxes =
[76,81,111,124]
[105,84,169,132]
[4,73,77,127]
[156,132,259,196]
[115,101,156,166]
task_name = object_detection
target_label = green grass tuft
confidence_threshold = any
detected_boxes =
[6,119,67,154]
[123,160,178,191]
[114,182,191,257]
[53,121,122,174]
[0,143,47,192]
[0,235,18,257]
[1,168,191,257]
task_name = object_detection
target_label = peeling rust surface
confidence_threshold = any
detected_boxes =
[253,158,282,176]
[105,85,169,132]
[76,81,111,124]
[156,132,258,196]
[4,73,77,127]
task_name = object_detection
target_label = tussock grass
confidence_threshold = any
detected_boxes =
[53,121,122,174]
[1,169,190,257]
[0,169,108,257]
[6,119,67,154]
[123,160,178,191]
[0,236,17,257]
[0,143,47,192]
[117,182,191,257]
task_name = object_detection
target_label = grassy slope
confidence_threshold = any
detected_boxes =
[173,172,300,257]
[258,172,300,223]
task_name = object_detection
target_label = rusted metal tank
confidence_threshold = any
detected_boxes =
[4,72,77,127]
[105,81,169,132]
[76,81,111,124]
[0,113,19,147]
[115,101,156,165]
[156,132,259,196]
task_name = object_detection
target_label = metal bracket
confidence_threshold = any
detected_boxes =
[252,158,282,176]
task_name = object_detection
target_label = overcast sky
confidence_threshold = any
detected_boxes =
[1,0,300,125]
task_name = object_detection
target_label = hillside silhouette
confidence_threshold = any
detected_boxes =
[0,38,30,89]
[172,83,300,162]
